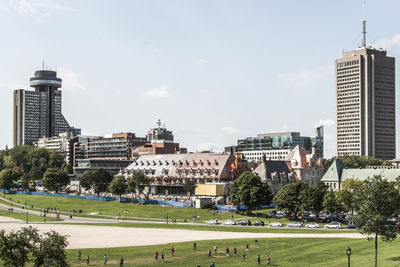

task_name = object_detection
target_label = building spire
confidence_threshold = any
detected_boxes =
[362,0,367,47]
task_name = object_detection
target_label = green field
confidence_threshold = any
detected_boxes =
[0,193,273,222]
[65,238,400,266]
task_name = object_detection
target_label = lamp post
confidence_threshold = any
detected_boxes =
[346,246,351,267]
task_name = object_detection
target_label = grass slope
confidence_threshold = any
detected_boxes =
[0,209,58,222]
[66,238,400,266]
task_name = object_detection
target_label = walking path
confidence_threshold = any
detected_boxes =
[0,223,364,249]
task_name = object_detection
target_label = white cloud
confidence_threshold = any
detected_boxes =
[145,85,170,98]
[196,142,220,152]
[373,34,400,49]
[221,126,238,134]
[278,66,330,89]
[197,58,206,64]
[58,68,86,91]
[0,0,73,18]
[317,119,335,127]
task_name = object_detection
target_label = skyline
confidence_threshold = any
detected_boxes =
[1,0,400,158]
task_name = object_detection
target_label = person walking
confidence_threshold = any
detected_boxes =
[233,248,237,257]
[155,251,159,261]
[226,247,229,257]
[120,257,124,267]
[246,243,249,251]
[213,245,217,254]
[161,251,164,263]
[193,242,197,250]
[208,250,212,257]
[267,255,271,265]
[78,251,81,260]
[86,255,89,265]
[257,255,261,265]
[211,262,215,267]
[171,246,175,256]
[242,252,246,262]
[104,254,107,264]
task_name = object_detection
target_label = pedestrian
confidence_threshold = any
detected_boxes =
[78,251,81,260]
[226,247,229,257]
[257,255,261,264]
[211,262,215,267]
[161,251,164,263]
[213,244,217,254]
[155,251,159,261]
[208,250,212,257]
[171,246,175,256]
[233,248,237,257]
[104,254,107,264]
[120,257,124,267]
[193,242,197,250]
[86,255,89,265]
[267,255,271,265]
[246,243,249,251]
[242,252,246,262]
[69,213,72,219]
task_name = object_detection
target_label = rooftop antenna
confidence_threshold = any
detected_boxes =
[157,119,161,129]
[362,0,367,47]
[42,59,44,70]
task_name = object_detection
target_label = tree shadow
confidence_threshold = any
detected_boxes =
[388,257,400,261]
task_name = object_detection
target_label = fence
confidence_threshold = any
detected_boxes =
[216,203,276,211]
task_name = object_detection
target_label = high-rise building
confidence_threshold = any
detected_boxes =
[335,46,395,160]
[13,70,80,146]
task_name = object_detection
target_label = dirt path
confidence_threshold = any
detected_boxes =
[0,223,364,249]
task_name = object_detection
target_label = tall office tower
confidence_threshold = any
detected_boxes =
[13,70,80,146]
[335,42,396,160]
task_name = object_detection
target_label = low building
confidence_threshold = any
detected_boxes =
[321,159,400,191]
[253,145,324,194]
[120,153,248,196]
[230,126,324,162]
[36,132,76,165]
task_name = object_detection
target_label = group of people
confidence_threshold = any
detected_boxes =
[78,251,124,266]
[154,246,175,263]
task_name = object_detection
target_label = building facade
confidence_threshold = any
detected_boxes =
[234,127,323,162]
[335,47,396,160]
[321,159,400,191]
[36,132,75,164]
[120,153,248,196]
[13,70,80,146]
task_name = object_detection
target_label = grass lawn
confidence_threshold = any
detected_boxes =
[65,238,400,266]
[63,222,357,234]
[0,208,59,222]
[0,193,267,222]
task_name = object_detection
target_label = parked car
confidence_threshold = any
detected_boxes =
[346,224,358,229]
[253,221,265,226]
[206,219,218,225]
[269,222,284,227]
[305,222,320,228]
[222,220,236,225]
[325,222,342,229]
[287,222,303,228]
[239,220,252,226]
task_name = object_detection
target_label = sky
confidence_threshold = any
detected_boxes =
[1,0,400,158]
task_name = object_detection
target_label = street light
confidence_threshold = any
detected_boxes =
[346,246,351,267]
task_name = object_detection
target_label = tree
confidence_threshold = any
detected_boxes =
[182,179,197,196]
[229,171,272,214]
[42,168,70,193]
[0,168,22,191]
[80,169,113,197]
[273,182,307,219]
[299,182,328,219]
[128,172,152,199]
[108,175,128,199]
[31,230,69,267]
[353,175,400,267]
[322,190,341,214]
[0,226,69,267]
[335,178,363,213]
[48,151,65,170]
